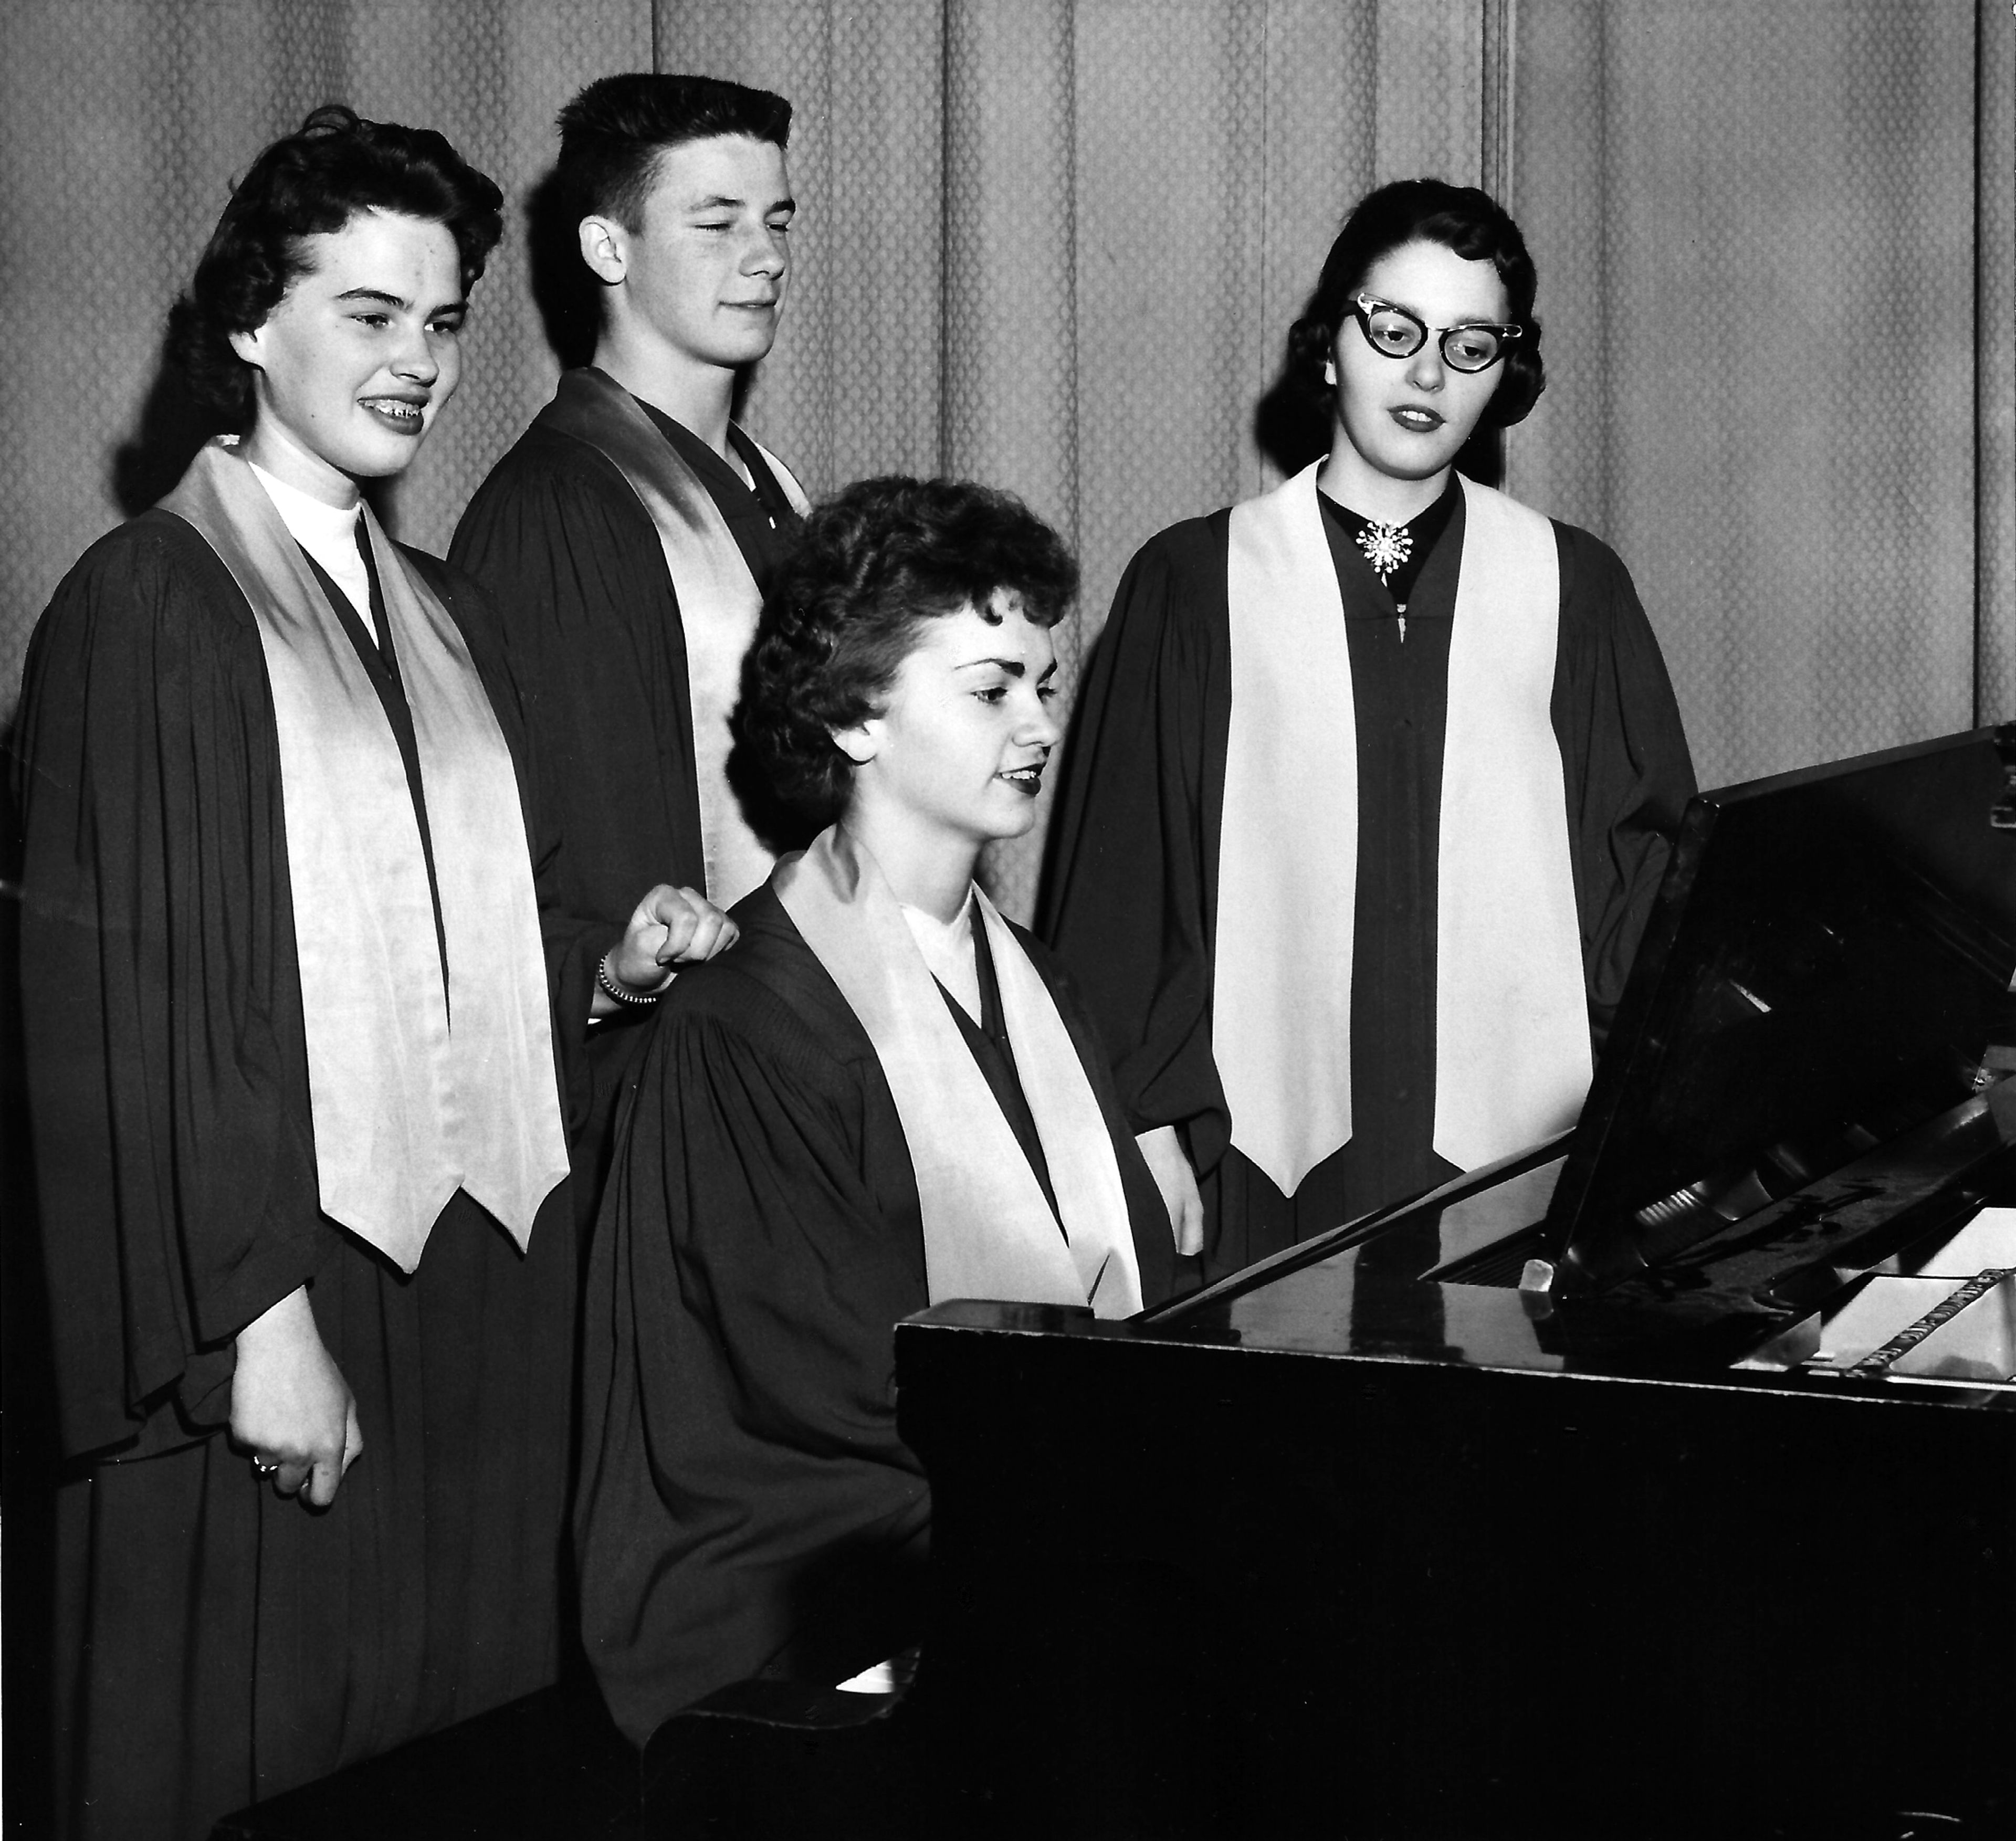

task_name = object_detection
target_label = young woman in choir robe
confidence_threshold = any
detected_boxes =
[575,476,1179,1746]
[12,108,734,1841]
[1041,178,1697,1285]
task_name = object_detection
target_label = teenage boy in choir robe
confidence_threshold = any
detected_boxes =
[575,477,1179,1747]
[451,73,808,1217]
[12,109,736,1841]
[1041,179,1696,1286]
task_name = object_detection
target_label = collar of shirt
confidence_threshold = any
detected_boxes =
[900,889,982,1023]
[247,460,372,622]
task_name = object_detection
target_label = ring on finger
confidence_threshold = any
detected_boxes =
[255,1459,278,1476]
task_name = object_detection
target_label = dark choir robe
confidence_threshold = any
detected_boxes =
[448,375,803,1226]
[1040,481,1696,1285]
[574,887,1175,1747]
[12,513,613,1841]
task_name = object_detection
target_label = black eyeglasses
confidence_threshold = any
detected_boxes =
[1348,292,1522,374]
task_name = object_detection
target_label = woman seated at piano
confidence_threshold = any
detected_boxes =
[1041,177,1698,1286]
[574,475,1178,1745]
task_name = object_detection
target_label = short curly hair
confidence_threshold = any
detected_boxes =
[742,477,1079,826]
[167,106,504,430]
[1287,177,1545,433]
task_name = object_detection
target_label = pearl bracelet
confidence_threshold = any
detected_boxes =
[597,951,671,1007]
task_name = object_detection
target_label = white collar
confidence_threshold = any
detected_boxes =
[899,889,981,1022]
[247,461,371,620]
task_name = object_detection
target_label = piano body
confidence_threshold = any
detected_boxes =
[896,726,2016,1839]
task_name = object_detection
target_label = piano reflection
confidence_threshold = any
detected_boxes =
[898,724,2016,1840]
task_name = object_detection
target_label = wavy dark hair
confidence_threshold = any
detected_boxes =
[555,73,792,234]
[166,106,503,430]
[742,476,1079,825]
[1288,177,1545,432]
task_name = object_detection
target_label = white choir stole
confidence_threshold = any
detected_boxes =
[1215,462,1591,1196]
[775,828,1143,1318]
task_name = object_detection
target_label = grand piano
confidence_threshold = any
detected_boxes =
[895,725,2016,1839]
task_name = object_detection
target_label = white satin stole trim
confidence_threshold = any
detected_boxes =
[541,370,811,908]
[774,829,1143,1318]
[1433,477,1591,1169]
[162,440,568,1270]
[1215,462,1589,1195]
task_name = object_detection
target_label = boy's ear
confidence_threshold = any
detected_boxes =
[578,215,627,286]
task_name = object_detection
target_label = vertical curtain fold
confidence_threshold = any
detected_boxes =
[1510,0,1984,790]
[1977,0,2016,725]
[940,0,1080,528]
[1372,0,1488,186]
[941,0,1080,913]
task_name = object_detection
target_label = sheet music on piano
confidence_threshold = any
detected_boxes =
[1738,1206,2016,1387]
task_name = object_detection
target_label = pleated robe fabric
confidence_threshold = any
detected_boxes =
[12,512,613,1841]
[1040,489,1696,1285]
[448,381,803,1235]
[575,886,1175,1747]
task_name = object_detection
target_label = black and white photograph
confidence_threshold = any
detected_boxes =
[3,3,2011,1836]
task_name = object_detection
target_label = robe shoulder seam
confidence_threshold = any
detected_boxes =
[470,426,660,527]
[1550,518,1636,601]
[665,958,880,1087]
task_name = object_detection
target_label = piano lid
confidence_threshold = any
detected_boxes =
[1547,723,2016,1294]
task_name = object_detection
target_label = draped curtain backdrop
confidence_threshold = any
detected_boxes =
[3,0,2010,917]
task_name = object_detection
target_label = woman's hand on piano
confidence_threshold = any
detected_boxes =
[1135,1125,1205,1258]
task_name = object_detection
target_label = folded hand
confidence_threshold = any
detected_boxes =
[232,1285,363,1509]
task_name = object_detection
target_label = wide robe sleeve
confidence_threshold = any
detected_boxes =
[1551,525,1697,1039]
[13,516,330,1460]
[1038,514,1235,1175]
[448,430,707,929]
[575,923,932,1744]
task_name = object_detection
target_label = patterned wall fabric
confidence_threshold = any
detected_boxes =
[1509,0,1999,789]
[4,0,2009,916]
[1978,0,2015,727]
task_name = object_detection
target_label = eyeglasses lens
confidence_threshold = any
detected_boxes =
[1440,328,1503,372]
[1358,304,1504,373]
[1362,307,1424,359]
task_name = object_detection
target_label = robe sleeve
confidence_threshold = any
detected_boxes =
[1040,516,1234,1174]
[575,956,930,1742]
[1552,525,1698,1038]
[12,519,328,1459]
[448,433,707,929]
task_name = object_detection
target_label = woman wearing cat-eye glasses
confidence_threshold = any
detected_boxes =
[1042,177,1697,1286]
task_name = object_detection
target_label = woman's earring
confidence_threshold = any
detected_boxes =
[1324,360,1337,387]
